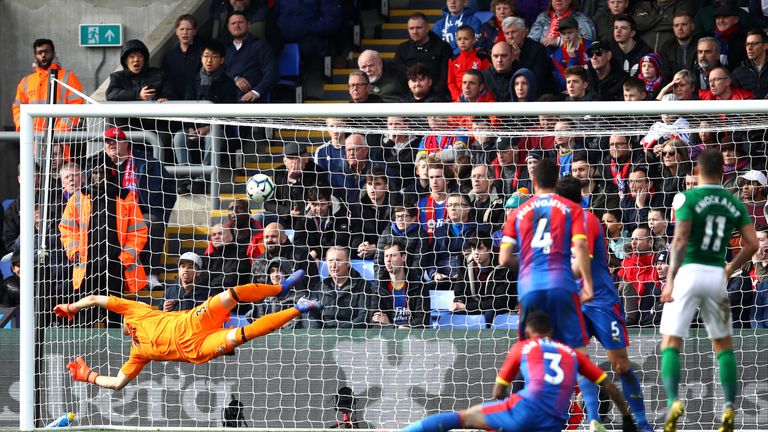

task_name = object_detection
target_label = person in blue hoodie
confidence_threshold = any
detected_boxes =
[432,0,483,55]
[510,68,539,102]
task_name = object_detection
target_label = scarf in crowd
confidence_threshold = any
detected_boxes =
[197,67,225,100]
[122,157,137,191]
[723,158,749,180]
[639,53,664,93]
[546,9,572,40]
[391,221,419,237]
[610,158,632,194]
[714,23,740,66]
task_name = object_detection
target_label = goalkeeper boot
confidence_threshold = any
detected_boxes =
[589,419,608,432]
[294,297,323,313]
[717,405,735,432]
[663,400,685,432]
[280,269,305,297]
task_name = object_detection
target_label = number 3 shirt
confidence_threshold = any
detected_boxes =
[496,337,607,420]
[501,193,587,297]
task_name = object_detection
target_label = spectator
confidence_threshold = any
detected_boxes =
[518,107,558,165]
[225,198,265,259]
[479,0,516,52]
[394,12,453,95]
[204,223,251,293]
[659,12,698,81]
[605,134,637,196]
[618,225,659,327]
[293,186,352,262]
[433,0,483,55]
[684,172,698,189]
[445,192,487,260]
[402,63,451,102]
[656,68,698,100]
[358,50,407,103]
[380,116,420,184]
[59,163,149,324]
[633,0,693,52]
[13,38,83,133]
[491,137,525,196]
[571,151,620,219]
[721,141,750,196]
[107,39,173,101]
[87,127,176,281]
[553,119,584,177]
[173,39,238,173]
[594,0,630,43]
[701,66,755,100]
[657,139,692,206]
[647,208,673,251]
[602,209,629,273]
[253,257,307,327]
[417,116,469,159]
[466,116,498,166]
[693,37,723,93]
[211,0,268,41]
[638,52,666,99]
[529,0,596,48]
[711,4,749,67]
[469,165,506,229]
[610,15,652,76]
[587,40,629,101]
[371,240,430,328]
[314,117,347,178]
[620,166,664,233]
[738,170,768,226]
[457,69,496,102]
[550,17,593,92]
[483,42,519,101]
[350,168,393,260]
[264,141,324,229]
[732,29,768,99]
[224,11,277,102]
[418,160,451,242]
[453,235,517,321]
[1,165,33,256]
[502,16,555,94]
[404,152,431,200]
[448,25,491,101]
[510,68,539,102]
[375,205,432,280]
[164,252,207,311]
[694,0,756,42]
[330,133,373,204]
[251,222,317,289]
[635,249,665,327]
[0,252,19,308]
[310,246,372,328]
[162,14,202,101]
[563,65,594,101]
[347,70,383,103]
[622,76,648,100]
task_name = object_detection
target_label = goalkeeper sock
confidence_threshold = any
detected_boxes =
[401,412,460,432]
[620,368,648,426]
[717,349,738,406]
[238,308,300,344]
[229,283,282,304]
[661,347,681,407]
[578,373,601,422]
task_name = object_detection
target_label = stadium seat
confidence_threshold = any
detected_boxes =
[0,261,11,280]
[350,259,375,281]
[2,199,12,211]
[475,11,493,23]
[491,313,520,329]
[435,313,487,329]
[224,314,250,329]
[429,290,455,327]
[318,261,329,279]
[277,43,303,103]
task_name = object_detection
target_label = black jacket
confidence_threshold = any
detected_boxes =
[162,41,202,100]
[183,69,238,103]
[349,193,392,258]
[292,199,354,260]
[205,243,251,291]
[264,161,325,228]
[732,60,768,99]
[610,39,652,77]
[454,262,517,320]
[375,223,432,280]
[659,37,698,81]
[372,269,429,327]
[310,269,372,328]
[587,61,628,101]
[518,39,555,95]
[393,31,453,94]
[587,179,621,220]
[482,65,518,102]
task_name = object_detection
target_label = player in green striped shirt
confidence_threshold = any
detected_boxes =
[660,149,758,432]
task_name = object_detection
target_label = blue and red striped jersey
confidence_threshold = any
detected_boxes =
[582,210,621,308]
[496,337,606,419]
[501,194,586,297]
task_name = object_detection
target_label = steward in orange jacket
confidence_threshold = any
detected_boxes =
[12,39,84,132]
[59,187,149,294]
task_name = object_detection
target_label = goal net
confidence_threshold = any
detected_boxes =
[16,101,768,430]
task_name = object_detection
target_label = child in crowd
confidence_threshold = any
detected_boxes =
[447,25,490,101]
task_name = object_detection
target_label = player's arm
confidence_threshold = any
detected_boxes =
[499,240,518,268]
[53,295,110,320]
[576,351,637,432]
[66,357,133,390]
[573,236,593,302]
[725,223,758,276]
[492,343,522,400]
[662,219,691,303]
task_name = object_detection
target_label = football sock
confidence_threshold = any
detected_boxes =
[239,308,300,344]
[401,412,461,432]
[717,349,738,406]
[620,368,648,425]
[229,283,281,304]
[661,347,681,407]
[578,374,601,422]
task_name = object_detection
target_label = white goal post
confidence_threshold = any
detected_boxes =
[18,100,768,431]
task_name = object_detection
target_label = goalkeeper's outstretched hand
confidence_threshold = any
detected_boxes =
[621,414,638,432]
[53,303,78,320]
[67,357,99,384]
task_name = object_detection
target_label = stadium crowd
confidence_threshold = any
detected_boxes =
[4,0,768,330]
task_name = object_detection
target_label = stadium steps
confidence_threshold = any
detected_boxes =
[330,68,358,84]
[361,38,405,52]
[381,23,410,39]
[387,8,442,23]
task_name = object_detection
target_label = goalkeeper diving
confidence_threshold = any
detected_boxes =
[53,270,317,390]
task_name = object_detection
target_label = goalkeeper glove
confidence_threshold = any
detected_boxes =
[67,357,99,384]
[621,414,638,432]
[53,303,78,321]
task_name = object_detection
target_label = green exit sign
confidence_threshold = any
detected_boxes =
[79,24,122,47]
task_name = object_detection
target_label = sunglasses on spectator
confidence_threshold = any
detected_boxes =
[589,50,607,58]
[662,150,677,157]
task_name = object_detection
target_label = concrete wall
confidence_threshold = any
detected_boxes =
[0,0,209,129]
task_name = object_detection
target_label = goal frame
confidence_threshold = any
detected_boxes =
[18,100,768,430]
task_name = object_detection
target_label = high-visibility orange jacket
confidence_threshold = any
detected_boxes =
[59,190,149,293]
[12,64,84,131]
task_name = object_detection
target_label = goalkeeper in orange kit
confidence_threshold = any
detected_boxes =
[54,270,318,390]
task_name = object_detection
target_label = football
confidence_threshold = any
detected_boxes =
[245,173,275,203]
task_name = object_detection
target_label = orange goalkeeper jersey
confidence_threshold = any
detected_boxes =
[106,296,233,379]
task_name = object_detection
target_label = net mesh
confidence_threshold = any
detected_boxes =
[23,104,768,430]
